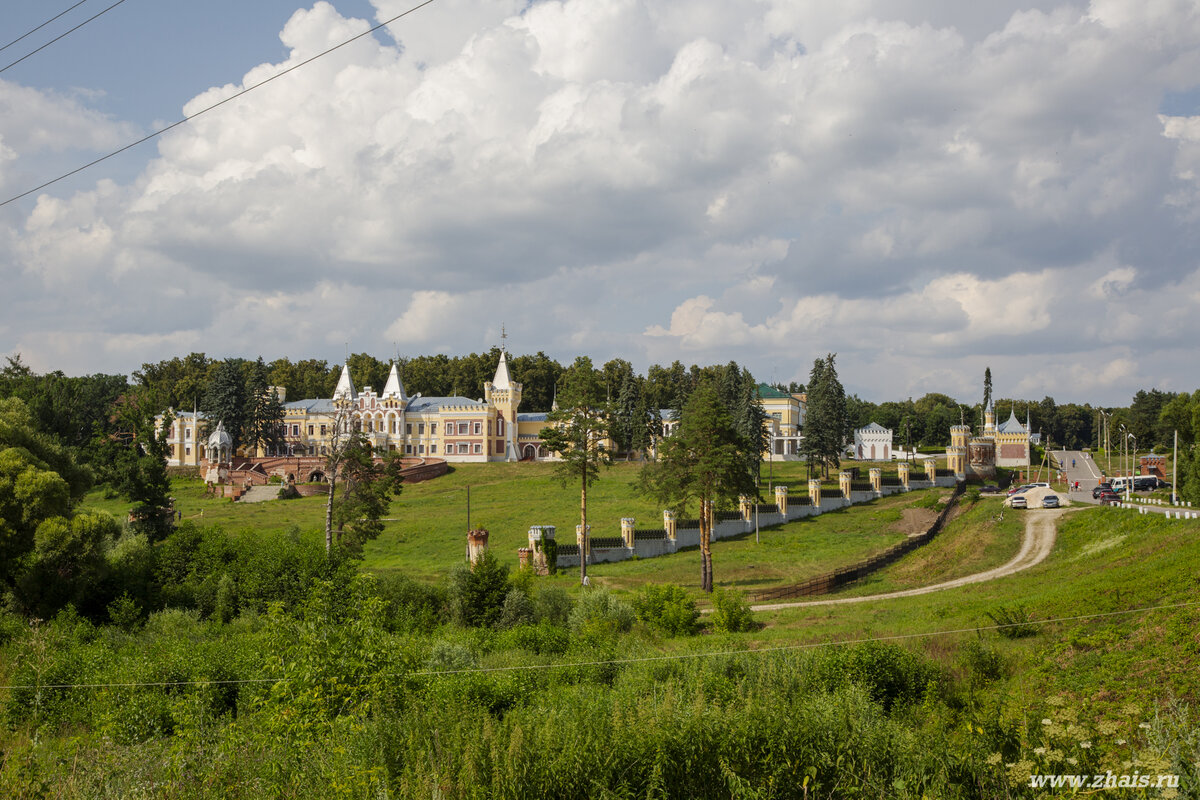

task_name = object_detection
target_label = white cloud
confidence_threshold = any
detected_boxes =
[2,0,1200,405]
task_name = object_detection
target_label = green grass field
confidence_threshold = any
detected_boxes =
[81,460,924,585]
[745,506,1200,709]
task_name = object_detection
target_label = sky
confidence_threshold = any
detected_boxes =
[2,0,1199,407]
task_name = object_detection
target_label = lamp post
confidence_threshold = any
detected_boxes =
[1127,433,1136,502]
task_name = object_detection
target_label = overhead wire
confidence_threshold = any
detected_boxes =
[0,0,92,55]
[0,0,132,76]
[1,599,1196,691]
[0,0,438,210]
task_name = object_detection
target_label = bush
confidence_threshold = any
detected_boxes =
[710,588,755,633]
[376,572,446,633]
[986,605,1039,638]
[533,586,572,627]
[107,593,142,632]
[499,588,535,629]
[448,551,510,628]
[958,638,1007,685]
[633,583,699,636]
[568,589,634,637]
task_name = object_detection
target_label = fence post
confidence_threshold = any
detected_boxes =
[808,478,822,508]
[924,458,937,482]
[739,494,753,522]
[621,517,635,548]
[839,471,852,500]
[898,462,910,490]
[663,509,676,541]
[869,467,882,493]
[774,485,788,516]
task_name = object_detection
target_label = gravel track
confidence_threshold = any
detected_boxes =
[748,509,1064,612]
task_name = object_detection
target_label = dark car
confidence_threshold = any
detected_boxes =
[1098,490,1122,505]
[1092,484,1113,499]
[980,484,1003,494]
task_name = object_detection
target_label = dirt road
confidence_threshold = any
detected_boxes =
[748,509,1063,612]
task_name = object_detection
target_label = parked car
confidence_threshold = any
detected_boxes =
[1008,484,1032,496]
[1092,483,1113,499]
[1098,490,1122,505]
[980,484,1003,494]
[1042,494,1060,508]
[1010,495,1028,508]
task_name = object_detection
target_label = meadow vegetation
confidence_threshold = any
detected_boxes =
[3,464,1198,796]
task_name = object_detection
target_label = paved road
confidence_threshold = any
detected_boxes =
[1051,449,1105,505]
[747,509,1064,611]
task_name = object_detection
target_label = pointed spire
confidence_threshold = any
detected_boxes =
[382,361,406,400]
[551,383,559,412]
[492,349,512,391]
[333,363,356,401]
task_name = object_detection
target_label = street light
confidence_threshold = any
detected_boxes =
[1127,433,1136,502]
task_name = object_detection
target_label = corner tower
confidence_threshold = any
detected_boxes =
[485,349,522,461]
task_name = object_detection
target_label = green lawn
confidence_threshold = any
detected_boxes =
[585,490,926,595]
[826,494,1024,598]
[743,506,1200,710]
[81,461,956,588]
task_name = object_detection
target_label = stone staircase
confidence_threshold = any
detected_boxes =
[238,485,280,503]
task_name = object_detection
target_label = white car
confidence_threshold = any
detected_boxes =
[1010,496,1028,508]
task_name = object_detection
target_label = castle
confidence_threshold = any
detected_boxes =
[945,401,1032,480]
[162,350,559,466]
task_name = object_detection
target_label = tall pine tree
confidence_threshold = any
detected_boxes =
[201,359,247,451]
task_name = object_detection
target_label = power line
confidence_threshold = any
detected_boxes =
[2,599,1195,691]
[0,0,92,55]
[0,0,131,76]
[0,0,439,210]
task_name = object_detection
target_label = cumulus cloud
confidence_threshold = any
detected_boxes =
[2,0,1199,404]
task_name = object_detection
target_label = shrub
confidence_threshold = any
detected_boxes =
[533,586,572,627]
[376,572,446,633]
[107,593,142,632]
[568,589,634,637]
[958,638,1007,685]
[213,573,237,624]
[425,640,479,673]
[710,588,755,633]
[633,583,699,636]
[986,605,1039,638]
[498,588,535,629]
[448,551,510,628]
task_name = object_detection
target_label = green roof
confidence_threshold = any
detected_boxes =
[756,383,791,400]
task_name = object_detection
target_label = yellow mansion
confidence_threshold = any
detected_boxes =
[162,351,558,466]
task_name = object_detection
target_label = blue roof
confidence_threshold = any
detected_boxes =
[518,412,549,423]
[997,410,1027,434]
[284,398,336,413]
[407,396,486,413]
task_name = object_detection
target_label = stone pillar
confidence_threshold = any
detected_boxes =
[663,509,676,541]
[466,528,489,565]
[923,458,937,482]
[808,478,822,508]
[898,462,910,489]
[869,468,882,493]
[839,471,852,500]
[517,547,532,570]
[739,495,753,522]
[576,524,591,560]
[774,485,788,516]
[621,517,635,548]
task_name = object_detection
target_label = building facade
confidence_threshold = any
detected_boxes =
[853,422,893,461]
[161,351,557,466]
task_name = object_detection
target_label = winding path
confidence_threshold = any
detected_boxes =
[748,509,1064,612]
